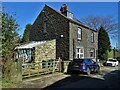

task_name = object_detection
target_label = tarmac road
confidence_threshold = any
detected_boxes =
[43,66,119,89]
[13,66,119,88]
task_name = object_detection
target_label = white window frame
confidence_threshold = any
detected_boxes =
[90,48,95,58]
[77,27,82,40]
[76,48,84,59]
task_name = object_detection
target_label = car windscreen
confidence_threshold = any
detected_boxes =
[116,57,120,59]
[109,60,117,62]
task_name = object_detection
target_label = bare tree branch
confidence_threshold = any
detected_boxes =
[81,16,118,33]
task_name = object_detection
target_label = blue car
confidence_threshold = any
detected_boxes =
[69,58,100,75]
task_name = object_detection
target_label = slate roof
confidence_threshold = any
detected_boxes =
[15,41,46,49]
[44,4,97,32]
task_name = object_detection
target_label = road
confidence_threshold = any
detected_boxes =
[13,66,119,88]
[43,66,119,89]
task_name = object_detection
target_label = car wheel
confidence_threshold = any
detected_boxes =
[113,63,116,67]
[86,68,91,75]
[96,66,100,73]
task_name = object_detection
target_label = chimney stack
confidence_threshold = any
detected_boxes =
[60,4,73,19]
[60,4,69,13]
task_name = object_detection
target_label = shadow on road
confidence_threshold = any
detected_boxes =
[42,70,120,89]
[103,70,120,88]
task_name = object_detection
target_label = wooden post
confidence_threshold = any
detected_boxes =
[18,58,22,81]
[53,60,55,73]
[59,58,62,72]
[28,65,31,77]
[38,63,40,75]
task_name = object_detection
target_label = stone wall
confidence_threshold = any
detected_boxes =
[69,22,98,60]
[35,39,56,63]
[30,5,98,61]
[30,5,69,60]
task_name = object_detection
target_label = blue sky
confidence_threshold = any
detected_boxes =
[2,2,118,48]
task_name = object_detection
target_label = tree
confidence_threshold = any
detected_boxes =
[81,16,117,32]
[2,11,20,59]
[1,10,20,80]
[98,26,111,61]
[21,24,31,43]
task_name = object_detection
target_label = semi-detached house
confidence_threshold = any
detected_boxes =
[29,4,98,61]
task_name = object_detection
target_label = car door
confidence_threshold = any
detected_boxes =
[89,59,97,71]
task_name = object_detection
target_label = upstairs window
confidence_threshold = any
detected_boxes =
[77,27,82,40]
[91,32,94,43]
[40,22,47,33]
[43,22,47,33]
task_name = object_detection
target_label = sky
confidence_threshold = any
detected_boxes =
[1,0,120,2]
[2,2,118,48]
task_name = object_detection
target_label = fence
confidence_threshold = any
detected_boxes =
[22,60,69,78]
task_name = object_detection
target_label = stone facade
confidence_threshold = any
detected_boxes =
[35,39,56,63]
[69,22,98,60]
[30,5,69,60]
[30,4,98,61]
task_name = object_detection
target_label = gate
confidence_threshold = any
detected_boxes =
[22,59,61,79]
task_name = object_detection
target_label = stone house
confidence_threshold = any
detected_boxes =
[29,4,98,61]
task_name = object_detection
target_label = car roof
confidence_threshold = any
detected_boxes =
[116,56,120,58]
[73,58,92,60]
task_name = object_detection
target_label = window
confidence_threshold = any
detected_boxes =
[90,48,95,58]
[76,48,84,59]
[23,50,26,53]
[91,32,94,43]
[40,22,47,33]
[77,28,82,40]
[43,22,47,33]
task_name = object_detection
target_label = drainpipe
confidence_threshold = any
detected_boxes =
[96,50,98,62]
[73,39,75,60]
